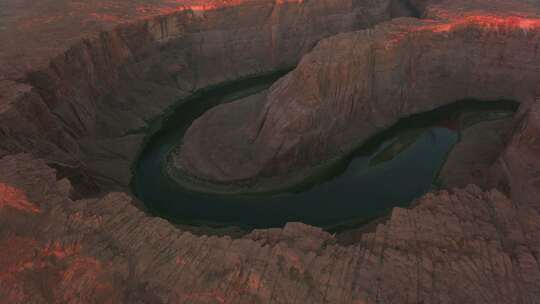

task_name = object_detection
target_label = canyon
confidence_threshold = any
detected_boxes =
[177,4,540,199]
[1,0,540,303]
[1,0,395,190]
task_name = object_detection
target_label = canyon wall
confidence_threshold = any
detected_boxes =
[492,99,540,210]
[0,0,396,189]
[178,12,540,196]
[2,153,540,303]
[1,0,540,302]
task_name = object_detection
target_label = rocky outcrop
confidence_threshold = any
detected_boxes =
[424,0,540,20]
[441,88,540,209]
[177,6,540,191]
[493,100,540,210]
[0,0,397,189]
[3,0,540,302]
[2,153,540,303]
[438,116,514,189]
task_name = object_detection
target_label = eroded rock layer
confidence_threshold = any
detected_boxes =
[2,0,540,302]
[2,153,540,303]
[178,3,540,195]
[0,0,395,189]
[494,100,540,210]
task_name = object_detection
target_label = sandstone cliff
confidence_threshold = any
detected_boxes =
[178,4,540,196]
[2,153,540,303]
[491,99,540,210]
[2,0,540,302]
[0,0,395,189]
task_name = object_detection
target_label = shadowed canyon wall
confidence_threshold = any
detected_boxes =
[2,1,540,302]
[178,13,540,203]
[0,0,396,190]
[2,153,540,303]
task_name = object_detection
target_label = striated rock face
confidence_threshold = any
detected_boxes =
[2,0,540,302]
[424,0,540,20]
[438,116,514,189]
[0,0,396,189]
[2,153,540,303]
[178,6,540,188]
[494,100,540,210]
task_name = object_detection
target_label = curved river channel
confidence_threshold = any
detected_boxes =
[132,73,517,232]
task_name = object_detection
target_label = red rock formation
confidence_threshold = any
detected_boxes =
[2,0,540,302]
[1,153,540,303]
[438,117,514,188]
[177,3,540,192]
[493,100,540,210]
[0,0,396,189]
[0,183,40,214]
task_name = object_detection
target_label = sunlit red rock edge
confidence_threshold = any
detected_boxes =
[1,0,540,303]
